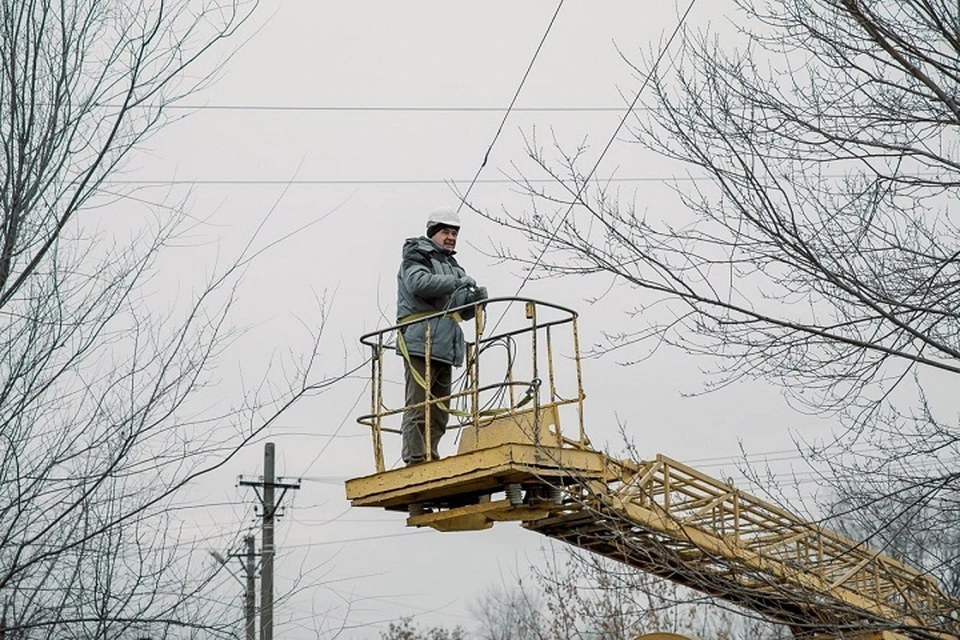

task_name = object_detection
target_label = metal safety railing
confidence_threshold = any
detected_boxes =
[357,297,588,473]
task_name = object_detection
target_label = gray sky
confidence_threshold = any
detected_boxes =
[128,1,837,637]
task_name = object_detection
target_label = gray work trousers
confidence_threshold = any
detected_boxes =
[401,356,452,465]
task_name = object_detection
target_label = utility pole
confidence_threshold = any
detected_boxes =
[244,535,256,640]
[239,443,300,640]
[210,538,257,640]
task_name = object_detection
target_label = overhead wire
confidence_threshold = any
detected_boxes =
[426,1,697,425]
[104,176,706,186]
[365,5,567,469]
[105,171,946,187]
[306,0,879,504]
[505,0,699,302]
[454,0,566,212]
[480,0,699,341]
[161,104,638,113]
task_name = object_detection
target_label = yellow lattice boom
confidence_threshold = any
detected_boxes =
[346,298,960,640]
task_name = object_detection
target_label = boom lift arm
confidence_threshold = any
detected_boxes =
[345,298,960,640]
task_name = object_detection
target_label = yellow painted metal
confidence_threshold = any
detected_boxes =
[525,453,960,638]
[346,444,960,636]
[570,315,587,447]
[372,337,384,473]
[407,499,553,531]
[348,297,960,640]
[344,441,610,514]
[356,298,586,460]
[456,405,561,454]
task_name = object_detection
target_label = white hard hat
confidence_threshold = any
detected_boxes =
[426,206,461,233]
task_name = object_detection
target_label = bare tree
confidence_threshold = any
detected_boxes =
[516,547,783,640]
[463,548,784,640]
[469,584,547,640]
[0,1,341,638]
[478,0,960,583]
[379,617,467,640]
[826,486,960,600]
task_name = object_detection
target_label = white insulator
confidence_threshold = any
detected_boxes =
[506,483,523,506]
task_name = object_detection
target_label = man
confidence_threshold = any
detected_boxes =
[396,206,488,465]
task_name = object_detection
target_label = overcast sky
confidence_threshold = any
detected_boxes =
[126,2,838,637]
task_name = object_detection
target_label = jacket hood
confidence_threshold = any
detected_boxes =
[404,235,455,257]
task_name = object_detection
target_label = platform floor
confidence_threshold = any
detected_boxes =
[345,442,609,514]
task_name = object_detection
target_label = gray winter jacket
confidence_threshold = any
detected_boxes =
[396,236,487,366]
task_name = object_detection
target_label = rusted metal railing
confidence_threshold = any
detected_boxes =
[357,297,587,473]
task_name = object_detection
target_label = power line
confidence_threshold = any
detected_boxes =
[508,0,700,302]
[104,171,937,187]
[104,176,708,186]
[275,531,426,548]
[457,0,566,210]
[161,104,634,113]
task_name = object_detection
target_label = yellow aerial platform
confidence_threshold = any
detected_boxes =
[345,298,960,640]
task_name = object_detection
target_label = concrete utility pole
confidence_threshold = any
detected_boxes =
[209,538,257,640]
[239,443,300,640]
[244,535,256,640]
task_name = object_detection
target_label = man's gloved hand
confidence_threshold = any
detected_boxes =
[475,286,488,300]
[459,275,477,289]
